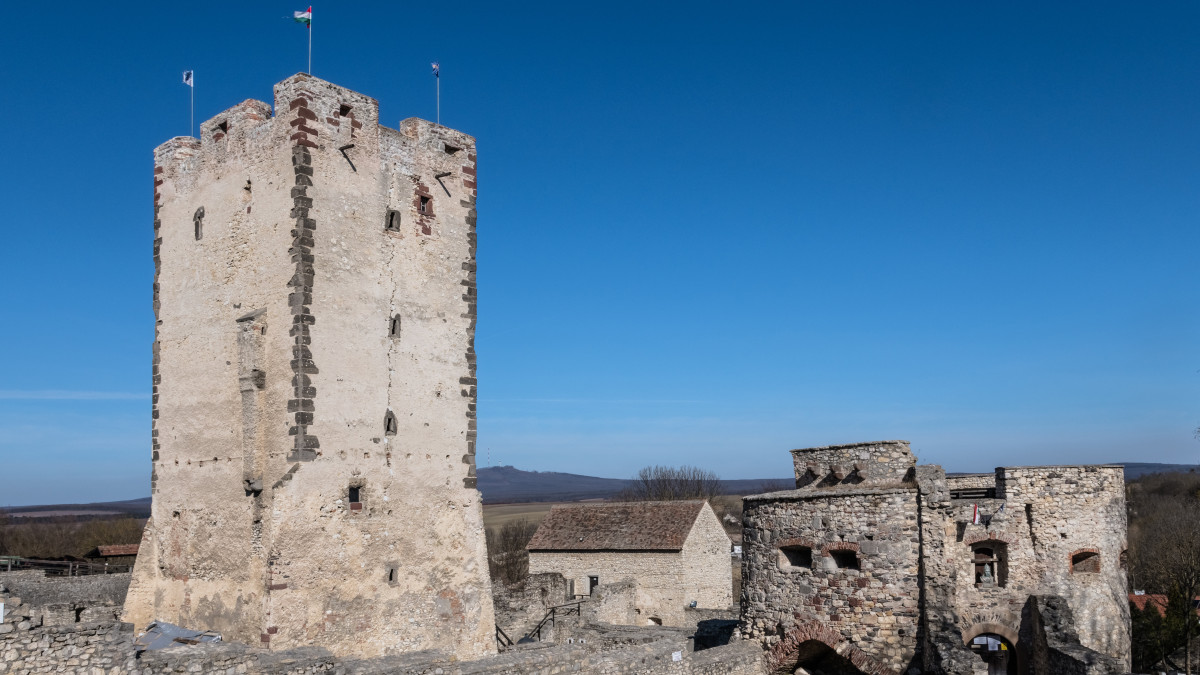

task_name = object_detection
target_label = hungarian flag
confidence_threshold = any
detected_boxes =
[294,7,311,26]
[972,504,981,525]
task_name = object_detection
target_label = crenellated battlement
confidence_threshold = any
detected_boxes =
[789,440,915,488]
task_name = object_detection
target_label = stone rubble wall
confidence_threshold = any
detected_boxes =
[0,572,130,631]
[944,473,995,491]
[1021,595,1125,675]
[741,487,922,674]
[0,621,766,675]
[789,440,915,489]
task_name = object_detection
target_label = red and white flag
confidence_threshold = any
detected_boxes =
[972,504,981,525]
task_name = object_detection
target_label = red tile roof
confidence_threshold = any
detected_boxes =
[1130,593,1168,616]
[1130,593,1200,616]
[526,501,706,552]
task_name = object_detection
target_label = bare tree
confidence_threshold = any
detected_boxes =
[485,518,539,588]
[615,465,723,502]
[1130,486,1200,674]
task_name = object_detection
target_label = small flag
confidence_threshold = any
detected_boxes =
[182,71,193,87]
[431,62,440,78]
[995,503,1005,518]
[972,504,981,525]
[294,6,312,26]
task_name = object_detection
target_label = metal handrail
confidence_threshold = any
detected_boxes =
[523,599,585,642]
[495,624,515,650]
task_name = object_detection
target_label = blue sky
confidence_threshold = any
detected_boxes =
[2,2,1198,505]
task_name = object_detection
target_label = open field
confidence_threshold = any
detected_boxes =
[481,502,562,531]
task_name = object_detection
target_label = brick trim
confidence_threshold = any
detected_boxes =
[778,537,817,550]
[822,541,860,556]
[286,95,320,461]
[964,531,1015,546]
[768,618,899,675]
[1069,547,1101,574]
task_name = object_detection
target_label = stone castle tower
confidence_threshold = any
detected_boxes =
[124,74,494,659]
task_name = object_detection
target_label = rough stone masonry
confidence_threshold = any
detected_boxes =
[740,440,1129,675]
[123,74,494,659]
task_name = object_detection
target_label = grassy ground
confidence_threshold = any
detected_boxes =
[481,502,561,531]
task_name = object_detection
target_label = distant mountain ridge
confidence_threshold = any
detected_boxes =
[4,462,1196,513]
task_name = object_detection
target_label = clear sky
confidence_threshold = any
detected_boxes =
[2,2,1198,506]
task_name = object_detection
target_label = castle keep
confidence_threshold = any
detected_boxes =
[740,441,1129,675]
[123,74,494,659]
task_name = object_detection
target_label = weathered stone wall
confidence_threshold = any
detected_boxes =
[743,442,1130,675]
[790,440,915,489]
[741,486,922,675]
[0,572,129,608]
[0,572,129,630]
[997,465,1128,663]
[944,473,994,492]
[0,621,135,674]
[0,621,767,675]
[125,73,494,660]
[527,504,732,627]
[491,572,573,640]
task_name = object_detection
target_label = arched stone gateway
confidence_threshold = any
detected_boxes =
[767,621,898,675]
[962,622,1022,675]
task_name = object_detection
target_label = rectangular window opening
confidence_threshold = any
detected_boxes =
[831,550,859,570]
[385,210,401,232]
[389,314,402,338]
[444,144,461,155]
[419,196,431,215]
[780,546,812,569]
[1072,551,1100,574]
[348,486,360,503]
[339,104,353,117]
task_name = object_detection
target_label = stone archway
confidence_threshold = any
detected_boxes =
[768,621,899,675]
[962,622,1023,675]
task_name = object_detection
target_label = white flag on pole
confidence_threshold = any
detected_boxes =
[183,71,194,87]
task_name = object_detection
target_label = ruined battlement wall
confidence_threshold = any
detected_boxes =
[790,440,915,489]
[741,487,922,674]
[945,473,994,492]
[0,621,767,675]
[126,74,492,660]
[949,464,1129,663]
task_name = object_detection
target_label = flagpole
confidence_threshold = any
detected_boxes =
[190,83,194,138]
[308,22,312,74]
[436,75,440,125]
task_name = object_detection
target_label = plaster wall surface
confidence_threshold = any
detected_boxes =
[124,74,493,659]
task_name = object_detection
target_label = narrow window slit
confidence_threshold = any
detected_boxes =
[389,314,402,338]
[384,410,397,435]
[385,210,401,232]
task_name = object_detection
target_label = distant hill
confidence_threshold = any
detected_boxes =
[4,462,1196,514]
[1120,462,1200,480]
